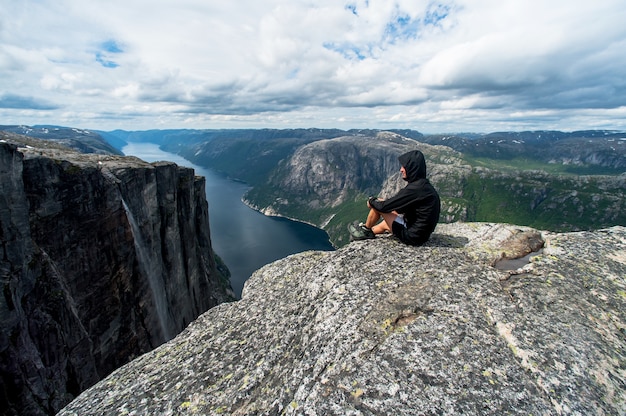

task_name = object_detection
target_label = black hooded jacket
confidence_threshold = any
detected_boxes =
[369,150,440,245]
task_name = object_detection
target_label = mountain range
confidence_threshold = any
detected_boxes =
[96,127,625,247]
[3,125,624,248]
[0,125,122,156]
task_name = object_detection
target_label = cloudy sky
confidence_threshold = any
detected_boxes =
[1,0,625,133]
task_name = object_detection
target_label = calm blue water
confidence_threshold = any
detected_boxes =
[121,142,334,298]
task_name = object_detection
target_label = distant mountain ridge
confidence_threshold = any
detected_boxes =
[0,125,123,156]
[9,125,626,174]
[6,125,625,246]
[418,130,626,175]
[101,127,626,176]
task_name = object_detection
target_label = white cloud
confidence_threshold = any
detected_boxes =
[0,0,625,132]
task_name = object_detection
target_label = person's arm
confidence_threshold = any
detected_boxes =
[368,187,415,213]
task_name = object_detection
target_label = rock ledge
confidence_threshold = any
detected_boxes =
[60,223,626,415]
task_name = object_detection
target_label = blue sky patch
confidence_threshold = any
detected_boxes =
[424,3,451,26]
[345,0,370,16]
[95,40,123,68]
[323,42,367,61]
[101,40,123,53]
[384,14,420,43]
[384,3,451,44]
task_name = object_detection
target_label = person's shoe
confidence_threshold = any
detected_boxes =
[348,221,375,241]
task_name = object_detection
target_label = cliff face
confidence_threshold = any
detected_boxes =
[59,223,626,415]
[266,134,423,208]
[0,137,233,416]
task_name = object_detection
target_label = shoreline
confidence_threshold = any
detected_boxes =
[240,197,337,249]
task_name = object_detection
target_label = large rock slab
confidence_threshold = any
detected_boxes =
[60,223,626,415]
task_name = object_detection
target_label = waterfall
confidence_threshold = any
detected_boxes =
[121,199,172,342]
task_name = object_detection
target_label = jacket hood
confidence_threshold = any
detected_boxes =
[398,150,427,182]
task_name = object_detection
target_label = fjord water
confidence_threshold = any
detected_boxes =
[122,143,334,298]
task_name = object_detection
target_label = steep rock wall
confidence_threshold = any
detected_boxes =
[0,140,233,415]
[59,223,626,415]
[248,132,461,210]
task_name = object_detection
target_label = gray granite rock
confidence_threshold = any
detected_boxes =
[60,223,626,415]
[0,137,233,415]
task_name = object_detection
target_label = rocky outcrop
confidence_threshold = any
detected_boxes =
[0,136,233,416]
[60,223,626,415]
[266,134,415,208]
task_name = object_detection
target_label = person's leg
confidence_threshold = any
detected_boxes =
[367,208,398,235]
[376,211,398,233]
[364,208,382,229]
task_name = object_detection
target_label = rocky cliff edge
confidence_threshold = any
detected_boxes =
[0,135,233,415]
[60,223,626,415]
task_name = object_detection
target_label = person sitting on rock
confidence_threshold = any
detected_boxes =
[348,149,440,246]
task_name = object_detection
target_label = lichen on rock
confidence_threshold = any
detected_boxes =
[59,223,626,415]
